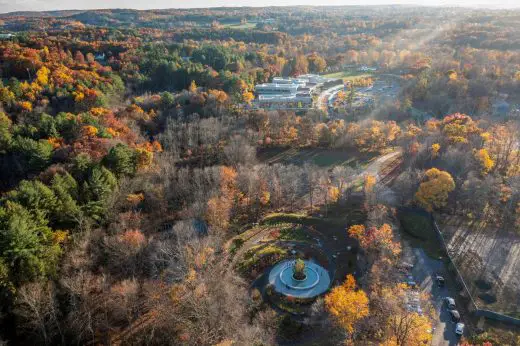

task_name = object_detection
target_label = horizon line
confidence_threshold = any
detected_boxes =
[2,3,520,16]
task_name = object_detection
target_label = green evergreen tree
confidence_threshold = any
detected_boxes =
[103,143,137,177]
[3,180,57,225]
[0,202,61,285]
[82,166,118,221]
[12,136,53,172]
[51,173,81,226]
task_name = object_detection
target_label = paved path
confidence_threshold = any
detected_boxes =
[316,84,344,112]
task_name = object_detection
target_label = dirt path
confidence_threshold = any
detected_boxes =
[360,149,402,182]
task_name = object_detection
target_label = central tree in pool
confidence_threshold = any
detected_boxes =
[293,259,306,280]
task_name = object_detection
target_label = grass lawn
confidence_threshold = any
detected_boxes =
[261,213,328,228]
[278,225,310,242]
[322,70,374,81]
[238,243,288,273]
[221,22,257,29]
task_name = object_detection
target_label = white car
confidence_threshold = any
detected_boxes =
[455,323,464,335]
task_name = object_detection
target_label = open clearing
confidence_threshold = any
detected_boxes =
[321,70,374,81]
[221,22,257,29]
[257,147,378,168]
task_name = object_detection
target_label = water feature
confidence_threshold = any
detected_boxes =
[268,259,331,298]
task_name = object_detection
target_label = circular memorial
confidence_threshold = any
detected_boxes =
[268,259,331,298]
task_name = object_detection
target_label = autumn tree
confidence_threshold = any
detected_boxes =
[415,168,455,211]
[0,112,12,152]
[474,148,494,175]
[378,284,433,346]
[292,54,309,76]
[325,275,369,335]
[242,90,254,104]
[308,53,327,73]
[347,224,401,260]
[206,166,238,231]
[441,113,480,144]
[189,80,198,93]
[431,143,440,159]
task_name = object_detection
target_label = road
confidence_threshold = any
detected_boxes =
[316,84,344,112]
[409,248,462,346]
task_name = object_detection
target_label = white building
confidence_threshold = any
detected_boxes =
[253,94,312,110]
[255,83,299,95]
[253,75,327,110]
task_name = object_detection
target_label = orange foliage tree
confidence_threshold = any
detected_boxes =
[206,166,238,231]
[347,224,401,259]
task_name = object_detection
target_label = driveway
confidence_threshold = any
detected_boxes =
[410,248,462,346]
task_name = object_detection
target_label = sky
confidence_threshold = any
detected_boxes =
[1,0,520,14]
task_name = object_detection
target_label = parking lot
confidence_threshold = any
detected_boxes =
[403,247,464,346]
[326,78,401,114]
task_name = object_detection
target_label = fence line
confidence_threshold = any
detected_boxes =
[430,215,520,326]
[431,219,478,311]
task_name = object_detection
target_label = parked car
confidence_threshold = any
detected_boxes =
[455,323,465,335]
[449,309,461,322]
[405,281,415,288]
[436,274,445,287]
[445,297,456,309]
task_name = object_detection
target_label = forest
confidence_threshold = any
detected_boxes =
[0,5,520,346]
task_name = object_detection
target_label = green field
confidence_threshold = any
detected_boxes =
[221,22,257,29]
[322,70,374,81]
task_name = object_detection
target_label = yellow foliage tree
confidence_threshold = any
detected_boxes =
[474,148,494,174]
[126,193,145,206]
[36,66,50,86]
[325,275,369,334]
[415,168,455,211]
[431,143,440,158]
[242,90,254,104]
[81,125,98,138]
[136,147,154,170]
[364,174,376,194]
[380,284,433,346]
[259,191,270,206]
[441,113,480,144]
[382,312,432,346]
[328,186,340,203]
[189,80,198,93]
[18,101,33,112]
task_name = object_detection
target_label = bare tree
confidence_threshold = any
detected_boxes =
[223,135,256,167]
[14,281,62,345]
[391,168,421,206]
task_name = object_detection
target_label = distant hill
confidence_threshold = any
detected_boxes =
[0,10,86,18]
